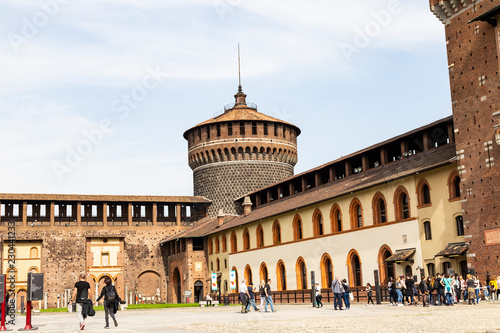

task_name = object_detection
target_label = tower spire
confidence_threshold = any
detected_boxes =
[234,43,247,106]
[238,42,242,92]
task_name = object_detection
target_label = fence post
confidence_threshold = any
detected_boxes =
[356,287,360,302]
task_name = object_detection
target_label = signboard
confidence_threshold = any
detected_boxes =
[447,268,455,276]
[211,273,217,291]
[184,290,192,296]
[0,274,5,301]
[229,270,236,290]
[27,273,44,301]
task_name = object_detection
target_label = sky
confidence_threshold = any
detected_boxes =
[0,0,452,197]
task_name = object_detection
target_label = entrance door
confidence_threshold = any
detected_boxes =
[194,280,203,303]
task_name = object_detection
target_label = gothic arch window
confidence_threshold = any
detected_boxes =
[296,257,307,290]
[222,235,227,252]
[448,170,461,200]
[330,204,342,233]
[272,220,281,244]
[347,249,362,287]
[320,253,333,289]
[208,238,213,255]
[293,214,303,240]
[394,186,410,220]
[377,245,394,286]
[313,209,324,236]
[416,179,432,207]
[372,192,387,224]
[423,220,432,240]
[216,258,220,271]
[349,198,363,229]
[427,263,435,277]
[243,228,250,250]
[276,260,287,291]
[215,236,220,254]
[230,231,237,253]
[456,215,464,236]
[256,224,264,248]
[244,264,253,285]
[260,262,269,283]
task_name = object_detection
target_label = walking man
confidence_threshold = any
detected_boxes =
[331,276,343,310]
[264,279,277,312]
[70,273,91,330]
[246,282,259,311]
[239,279,249,313]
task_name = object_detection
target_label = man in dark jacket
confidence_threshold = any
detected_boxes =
[419,278,429,307]
[405,275,415,305]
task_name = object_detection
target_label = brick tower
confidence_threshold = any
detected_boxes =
[184,86,300,216]
[430,1,500,278]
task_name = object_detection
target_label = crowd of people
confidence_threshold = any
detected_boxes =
[239,278,277,313]
[387,273,500,307]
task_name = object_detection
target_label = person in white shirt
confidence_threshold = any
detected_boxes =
[239,279,250,313]
[315,282,323,307]
[205,294,212,306]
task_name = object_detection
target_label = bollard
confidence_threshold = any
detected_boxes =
[0,301,6,331]
[23,301,33,330]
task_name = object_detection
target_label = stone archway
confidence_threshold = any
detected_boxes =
[171,268,181,304]
[138,271,161,303]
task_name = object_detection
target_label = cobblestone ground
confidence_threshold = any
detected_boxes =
[15,301,500,332]
[172,302,500,333]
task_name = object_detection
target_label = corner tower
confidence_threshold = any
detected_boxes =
[430,1,500,277]
[184,86,300,216]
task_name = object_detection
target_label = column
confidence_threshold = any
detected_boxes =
[128,203,133,226]
[380,148,388,165]
[345,160,352,177]
[447,123,455,144]
[50,202,55,226]
[329,167,336,182]
[314,172,321,187]
[422,132,431,151]
[176,204,181,226]
[103,203,108,226]
[152,203,157,226]
[76,202,81,226]
[22,201,27,226]
[362,155,369,172]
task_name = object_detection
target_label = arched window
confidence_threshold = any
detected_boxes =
[230,232,237,253]
[427,263,435,277]
[347,250,362,287]
[30,247,38,259]
[405,265,412,277]
[222,235,227,252]
[423,221,432,240]
[243,228,250,250]
[244,264,253,285]
[394,186,410,220]
[377,245,394,286]
[416,179,432,207]
[293,215,303,240]
[313,209,324,236]
[330,204,342,233]
[216,258,220,271]
[372,192,387,224]
[349,198,363,229]
[256,224,264,248]
[448,171,461,200]
[208,238,213,254]
[296,257,307,290]
[260,262,268,283]
[276,260,287,291]
[215,236,220,253]
[272,220,281,244]
[320,254,333,289]
[456,215,464,236]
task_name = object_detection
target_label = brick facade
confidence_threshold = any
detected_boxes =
[430,1,500,278]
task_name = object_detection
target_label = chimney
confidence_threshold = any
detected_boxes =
[242,196,252,217]
[217,209,224,227]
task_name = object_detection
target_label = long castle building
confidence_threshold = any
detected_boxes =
[1,1,499,308]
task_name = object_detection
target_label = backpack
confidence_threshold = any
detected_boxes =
[105,286,117,304]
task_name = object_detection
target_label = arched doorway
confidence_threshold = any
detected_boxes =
[194,280,203,303]
[172,268,181,303]
[320,253,333,289]
[260,263,268,283]
[17,289,27,312]
[138,271,161,303]
[347,250,362,287]
[244,265,253,285]
[276,260,286,291]
[405,265,412,277]
[378,245,394,286]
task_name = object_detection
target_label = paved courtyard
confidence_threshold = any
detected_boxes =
[7,302,500,333]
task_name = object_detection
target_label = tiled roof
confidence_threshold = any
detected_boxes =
[385,249,416,262]
[237,116,453,200]
[183,105,301,138]
[435,242,468,257]
[0,193,211,203]
[204,144,456,236]
[160,215,239,244]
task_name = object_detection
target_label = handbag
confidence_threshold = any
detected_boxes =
[349,292,354,301]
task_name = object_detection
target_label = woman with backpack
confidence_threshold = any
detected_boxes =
[96,276,121,329]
